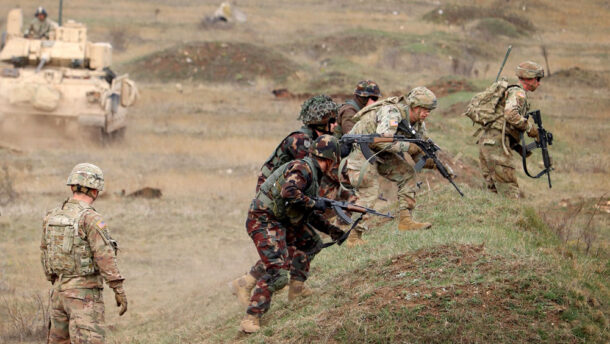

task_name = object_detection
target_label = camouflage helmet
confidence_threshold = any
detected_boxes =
[66,163,104,191]
[34,6,47,17]
[353,80,381,98]
[310,135,340,164]
[298,95,339,125]
[515,61,544,79]
[406,86,437,110]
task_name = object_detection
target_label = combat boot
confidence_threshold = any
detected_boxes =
[346,230,367,247]
[288,280,313,302]
[229,273,257,307]
[240,314,260,333]
[398,210,432,231]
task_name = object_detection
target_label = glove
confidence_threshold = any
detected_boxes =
[340,142,352,158]
[328,225,344,241]
[406,143,421,156]
[527,123,539,140]
[113,286,128,316]
[313,198,330,211]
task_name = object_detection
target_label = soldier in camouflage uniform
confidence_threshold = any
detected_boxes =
[237,135,345,333]
[25,7,57,39]
[344,87,440,245]
[478,61,543,198]
[255,95,339,192]
[334,80,382,138]
[41,163,127,344]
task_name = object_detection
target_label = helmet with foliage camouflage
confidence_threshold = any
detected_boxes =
[353,80,381,98]
[34,6,47,17]
[66,163,104,191]
[515,61,544,79]
[298,95,339,125]
[310,135,340,164]
[406,86,437,110]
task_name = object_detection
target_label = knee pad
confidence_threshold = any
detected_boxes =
[267,269,289,292]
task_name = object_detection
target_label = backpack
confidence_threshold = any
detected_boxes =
[463,78,517,127]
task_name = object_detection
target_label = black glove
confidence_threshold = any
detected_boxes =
[329,226,344,241]
[313,198,330,211]
[340,142,352,158]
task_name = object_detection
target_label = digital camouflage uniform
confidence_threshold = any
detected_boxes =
[478,61,543,198]
[244,136,343,323]
[41,199,123,344]
[345,97,428,228]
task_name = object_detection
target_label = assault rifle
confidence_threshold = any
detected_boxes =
[340,130,464,197]
[316,197,393,248]
[520,110,554,188]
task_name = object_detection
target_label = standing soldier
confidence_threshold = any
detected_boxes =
[335,80,382,138]
[344,87,440,246]
[41,163,127,343]
[24,7,57,39]
[237,135,345,333]
[478,61,543,198]
[255,95,339,192]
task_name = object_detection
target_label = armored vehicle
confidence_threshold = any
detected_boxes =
[0,8,137,142]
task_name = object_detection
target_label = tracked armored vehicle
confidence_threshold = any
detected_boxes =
[0,8,137,142]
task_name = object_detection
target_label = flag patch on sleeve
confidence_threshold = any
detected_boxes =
[389,119,399,127]
[96,220,106,229]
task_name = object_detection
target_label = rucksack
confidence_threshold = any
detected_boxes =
[463,77,518,127]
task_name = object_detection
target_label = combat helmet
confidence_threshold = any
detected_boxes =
[406,86,437,110]
[310,135,341,164]
[66,163,105,191]
[354,80,381,98]
[34,6,47,17]
[298,95,339,126]
[515,61,544,79]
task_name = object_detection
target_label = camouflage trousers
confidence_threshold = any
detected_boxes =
[346,150,417,232]
[48,287,105,344]
[478,129,520,198]
[245,204,322,316]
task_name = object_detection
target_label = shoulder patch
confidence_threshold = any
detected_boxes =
[304,140,311,148]
[517,91,525,98]
[389,119,399,127]
[96,220,107,230]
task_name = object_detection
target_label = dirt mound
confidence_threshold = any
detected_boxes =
[127,42,298,83]
[426,77,476,97]
[423,5,534,33]
[548,67,610,88]
[316,244,600,343]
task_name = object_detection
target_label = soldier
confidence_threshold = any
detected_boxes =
[237,135,345,333]
[344,87,441,246]
[478,61,543,198]
[41,163,127,343]
[334,80,382,138]
[24,7,57,39]
[255,95,339,192]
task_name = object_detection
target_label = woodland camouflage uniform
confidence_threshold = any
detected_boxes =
[478,61,544,198]
[344,87,438,240]
[240,136,344,333]
[41,163,126,344]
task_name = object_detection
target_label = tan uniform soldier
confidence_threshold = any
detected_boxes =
[41,163,127,344]
[479,61,543,198]
[344,87,441,246]
[25,7,57,39]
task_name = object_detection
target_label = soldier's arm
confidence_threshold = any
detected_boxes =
[373,105,409,153]
[40,213,55,282]
[280,161,316,209]
[340,107,358,134]
[83,212,124,287]
[504,88,530,131]
[283,133,311,160]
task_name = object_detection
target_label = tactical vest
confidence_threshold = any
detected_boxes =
[42,202,96,278]
[260,127,314,181]
[257,157,319,223]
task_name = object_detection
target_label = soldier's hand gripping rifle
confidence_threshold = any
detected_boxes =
[520,110,554,188]
[316,197,393,248]
[340,130,464,197]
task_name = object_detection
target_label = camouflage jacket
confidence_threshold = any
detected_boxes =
[347,97,428,165]
[25,18,57,39]
[255,159,335,233]
[256,126,317,191]
[488,84,531,140]
[41,198,124,291]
